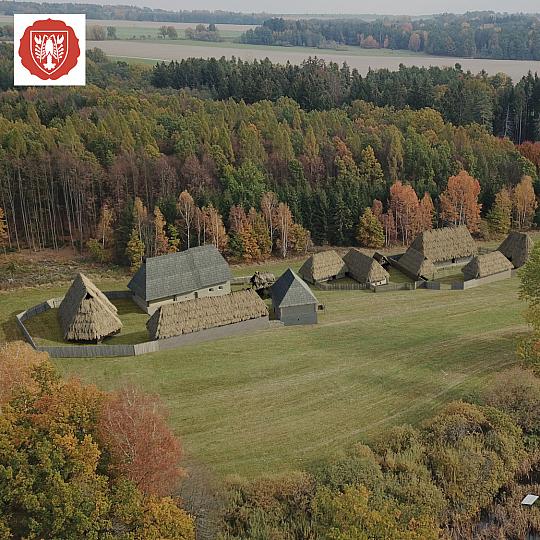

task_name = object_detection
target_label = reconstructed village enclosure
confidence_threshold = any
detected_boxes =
[15,229,534,358]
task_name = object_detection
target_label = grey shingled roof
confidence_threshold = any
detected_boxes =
[128,245,232,302]
[271,268,318,308]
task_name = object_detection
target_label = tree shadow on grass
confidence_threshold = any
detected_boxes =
[106,298,150,345]
[2,310,26,342]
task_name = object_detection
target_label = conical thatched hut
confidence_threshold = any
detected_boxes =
[498,231,534,268]
[343,249,389,286]
[409,226,477,264]
[58,273,122,342]
[147,289,268,340]
[299,250,348,284]
[396,248,436,281]
[461,251,513,281]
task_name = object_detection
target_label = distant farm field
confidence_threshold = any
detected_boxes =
[87,39,540,80]
[0,258,527,478]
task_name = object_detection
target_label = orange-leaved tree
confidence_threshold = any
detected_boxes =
[439,170,482,232]
[0,342,195,539]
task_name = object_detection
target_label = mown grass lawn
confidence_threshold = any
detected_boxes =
[0,258,527,479]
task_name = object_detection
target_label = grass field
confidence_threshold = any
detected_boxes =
[0,257,527,479]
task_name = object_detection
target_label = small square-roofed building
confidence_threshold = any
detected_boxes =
[271,268,318,326]
[128,245,232,314]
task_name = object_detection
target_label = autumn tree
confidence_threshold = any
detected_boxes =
[513,175,537,230]
[314,485,439,540]
[87,203,115,262]
[99,385,184,497]
[238,223,261,262]
[439,170,482,232]
[228,205,260,261]
[126,227,145,270]
[357,207,385,248]
[228,205,248,234]
[389,181,420,244]
[203,204,228,252]
[0,343,195,540]
[382,211,397,246]
[153,206,169,256]
[95,203,114,249]
[418,193,435,231]
[177,190,196,249]
[133,196,149,244]
[487,187,512,235]
[289,223,312,254]
[248,207,272,259]
[275,202,293,258]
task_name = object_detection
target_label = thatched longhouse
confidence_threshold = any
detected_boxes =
[299,250,348,284]
[396,248,437,281]
[461,251,513,281]
[343,249,389,286]
[147,289,268,340]
[58,273,122,342]
[498,231,534,268]
[396,226,477,280]
[128,245,232,315]
[409,226,477,264]
[271,268,318,325]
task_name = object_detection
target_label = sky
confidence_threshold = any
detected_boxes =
[108,0,540,15]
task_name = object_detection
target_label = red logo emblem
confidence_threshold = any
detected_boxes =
[18,18,80,80]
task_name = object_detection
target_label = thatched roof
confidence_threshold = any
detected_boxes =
[498,231,534,268]
[299,250,348,284]
[343,249,389,284]
[271,268,318,308]
[461,250,513,281]
[397,248,436,280]
[147,289,268,340]
[250,272,276,290]
[128,245,232,302]
[58,273,122,342]
[409,226,477,263]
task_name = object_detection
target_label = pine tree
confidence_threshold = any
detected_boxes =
[358,145,385,199]
[311,189,329,246]
[357,208,385,248]
[487,187,512,235]
[329,191,352,246]
[126,227,145,270]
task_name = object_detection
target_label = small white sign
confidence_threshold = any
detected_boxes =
[521,494,539,506]
[13,14,86,86]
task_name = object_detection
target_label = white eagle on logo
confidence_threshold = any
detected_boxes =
[33,34,65,72]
